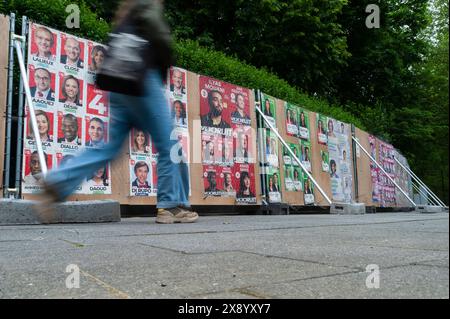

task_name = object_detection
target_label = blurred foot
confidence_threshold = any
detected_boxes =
[33,183,60,224]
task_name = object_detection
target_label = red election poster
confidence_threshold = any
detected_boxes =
[86,83,109,117]
[29,23,58,63]
[203,165,222,196]
[28,64,57,107]
[56,111,82,150]
[234,163,257,204]
[25,109,55,146]
[59,33,85,71]
[84,114,108,148]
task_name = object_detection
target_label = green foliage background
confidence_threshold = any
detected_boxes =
[1,0,448,203]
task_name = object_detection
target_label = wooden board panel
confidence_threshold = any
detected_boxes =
[309,112,332,206]
[24,70,262,206]
[274,98,304,205]
[0,15,10,196]
[355,128,375,206]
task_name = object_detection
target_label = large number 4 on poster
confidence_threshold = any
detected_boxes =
[87,83,109,117]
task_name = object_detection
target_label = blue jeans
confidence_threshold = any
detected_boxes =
[45,70,190,209]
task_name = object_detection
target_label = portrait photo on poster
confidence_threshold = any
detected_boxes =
[24,108,55,150]
[56,111,82,153]
[29,23,58,67]
[59,33,85,72]
[130,159,152,197]
[85,115,108,148]
[28,65,57,108]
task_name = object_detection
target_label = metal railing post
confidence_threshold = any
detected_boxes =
[394,157,446,208]
[13,36,48,176]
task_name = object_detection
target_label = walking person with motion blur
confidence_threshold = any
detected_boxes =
[35,0,198,224]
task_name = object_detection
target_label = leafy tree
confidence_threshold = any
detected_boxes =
[165,0,350,96]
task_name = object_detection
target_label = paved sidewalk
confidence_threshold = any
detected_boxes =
[0,213,448,299]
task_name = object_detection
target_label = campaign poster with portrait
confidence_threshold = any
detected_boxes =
[233,125,253,164]
[234,164,257,204]
[303,174,315,205]
[24,108,55,152]
[55,111,82,153]
[265,167,281,203]
[199,75,254,200]
[59,33,85,75]
[316,114,328,145]
[129,128,152,158]
[202,132,217,165]
[300,140,312,172]
[321,150,329,172]
[22,149,53,194]
[58,72,84,115]
[81,164,111,195]
[28,64,57,109]
[169,98,188,128]
[265,130,279,168]
[260,92,277,128]
[130,159,153,197]
[298,107,310,140]
[199,76,233,137]
[282,144,293,166]
[22,23,113,195]
[284,165,294,191]
[84,114,108,148]
[171,127,190,164]
[219,166,236,197]
[29,23,59,67]
[285,102,298,137]
[167,66,187,102]
[203,165,222,197]
[86,42,107,83]
[292,167,303,192]
[328,134,344,202]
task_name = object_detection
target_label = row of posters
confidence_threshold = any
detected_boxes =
[22,23,111,195]
[129,66,190,197]
[200,76,256,204]
[369,136,414,207]
[378,140,397,207]
[282,102,315,204]
[394,151,414,206]
[327,119,353,203]
[260,93,281,203]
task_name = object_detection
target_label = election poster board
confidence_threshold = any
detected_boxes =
[128,66,191,197]
[368,134,380,204]
[22,23,111,195]
[393,150,413,207]
[316,113,328,145]
[199,75,256,204]
[284,102,298,137]
[327,118,353,203]
[298,107,310,141]
[259,98,282,203]
[378,139,396,207]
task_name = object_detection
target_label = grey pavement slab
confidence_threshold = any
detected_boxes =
[0,213,448,298]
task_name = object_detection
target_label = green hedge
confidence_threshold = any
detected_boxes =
[2,0,364,129]
[175,40,364,128]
